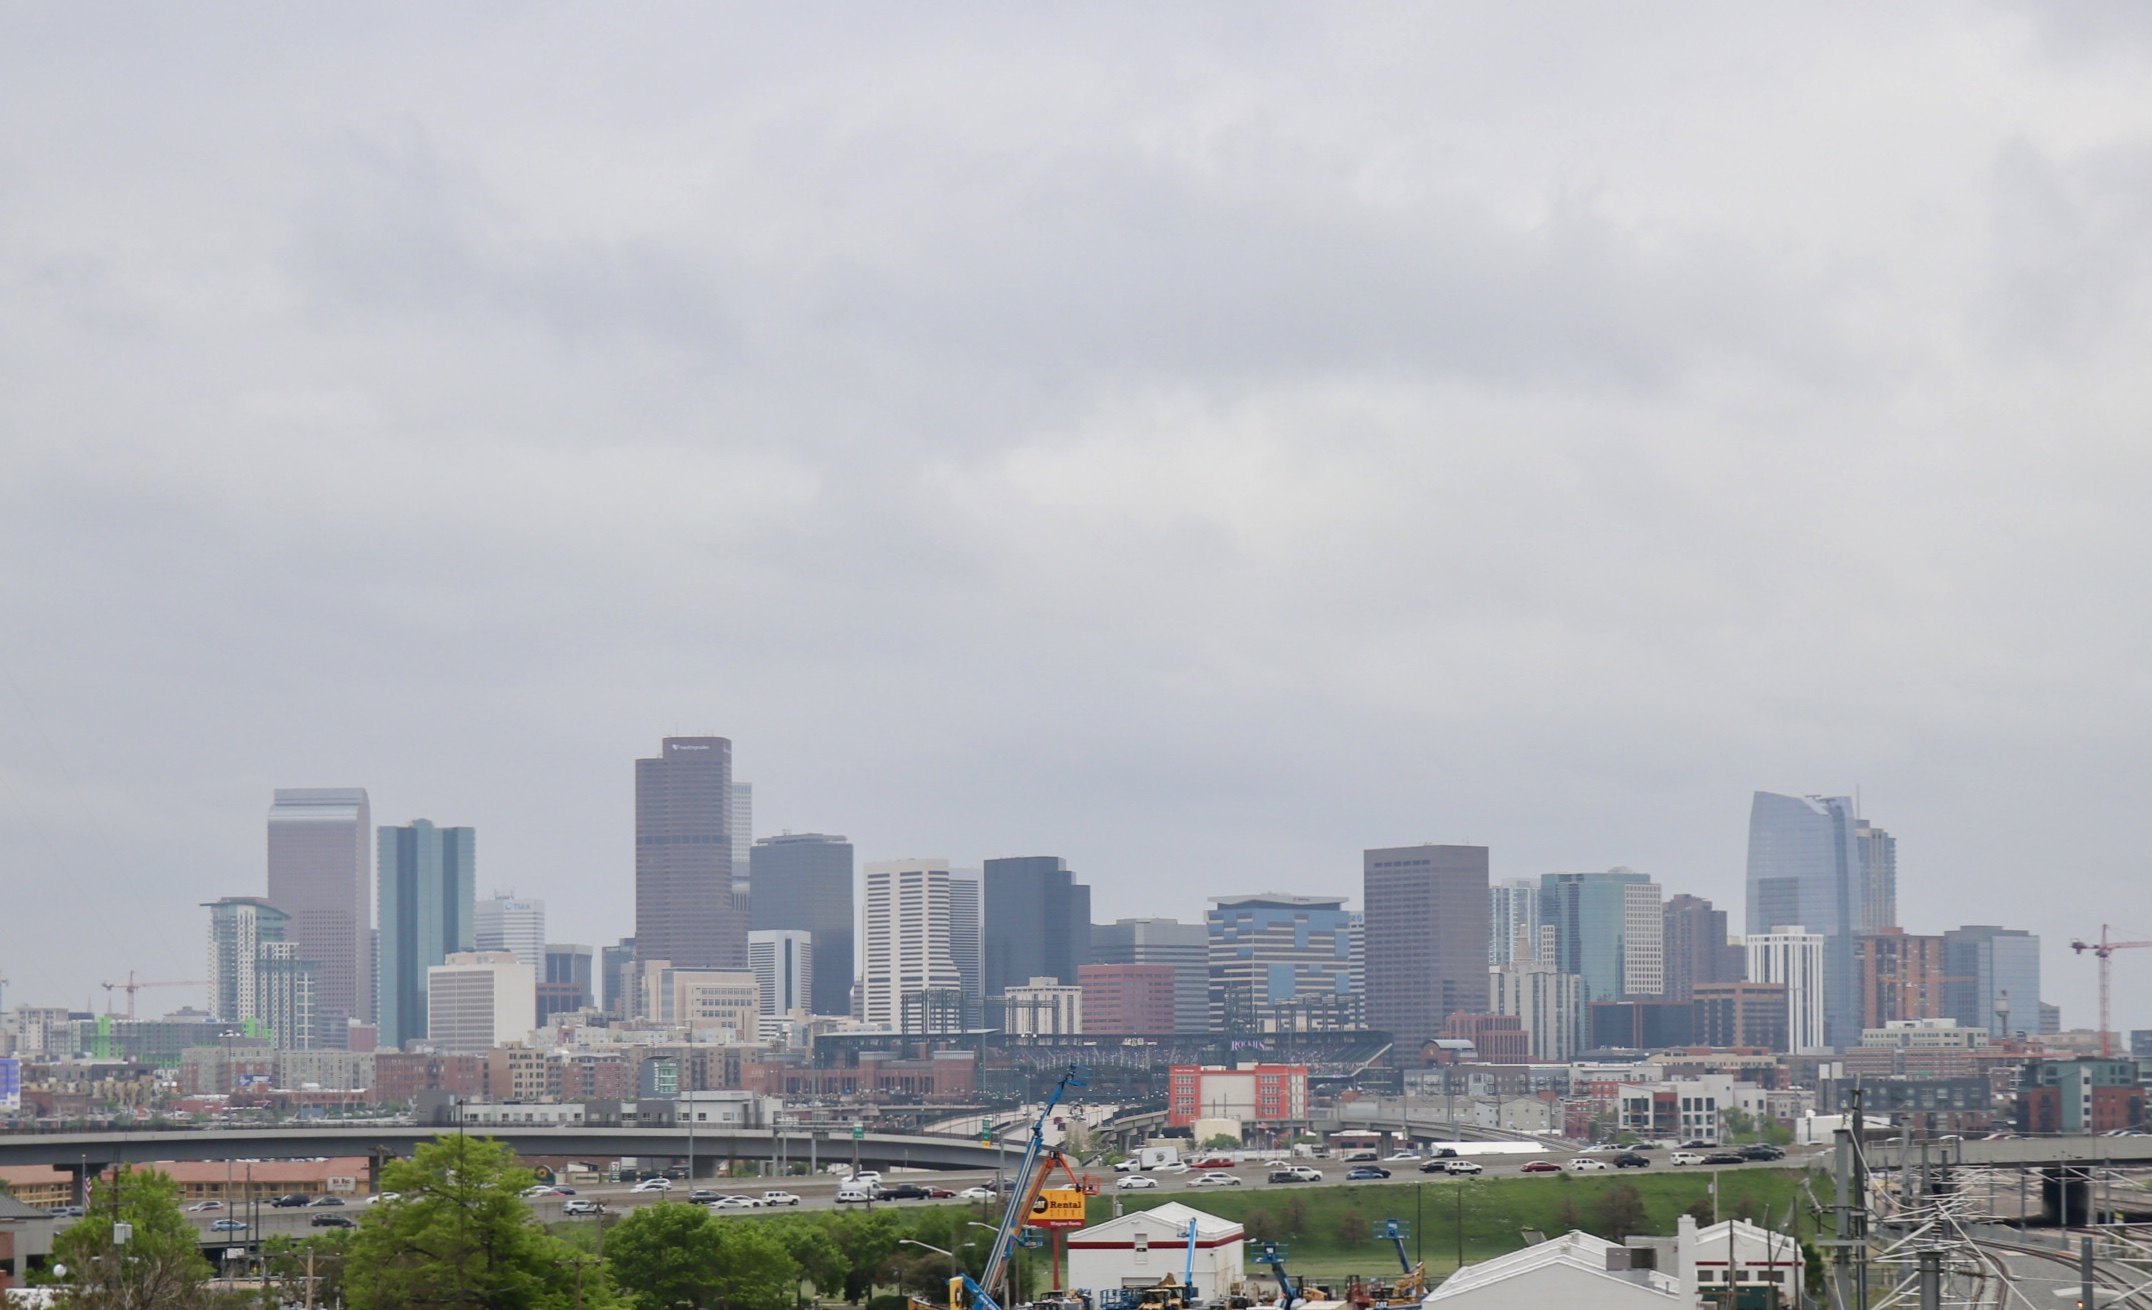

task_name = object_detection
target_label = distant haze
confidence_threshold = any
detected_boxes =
[1,5,2149,1028]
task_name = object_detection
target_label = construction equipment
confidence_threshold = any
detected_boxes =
[2069,926,2152,1057]
[1344,1220,1429,1306]
[1254,1242,1305,1310]
[966,1065,1092,1310]
[99,971,207,1020]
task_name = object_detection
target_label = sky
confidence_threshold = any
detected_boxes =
[4,4,2152,1029]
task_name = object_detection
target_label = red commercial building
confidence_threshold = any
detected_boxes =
[1167,1063,1308,1127]
[1078,964,1176,1034]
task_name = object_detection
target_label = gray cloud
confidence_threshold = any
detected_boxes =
[2,5,2151,1027]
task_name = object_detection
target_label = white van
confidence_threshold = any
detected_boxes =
[834,1179,878,1204]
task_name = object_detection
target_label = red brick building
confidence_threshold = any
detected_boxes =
[1167,1063,1308,1127]
[1078,964,1176,1034]
[1438,1013,1530,1063]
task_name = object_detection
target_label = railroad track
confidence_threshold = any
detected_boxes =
[1966,1231,2148,1309]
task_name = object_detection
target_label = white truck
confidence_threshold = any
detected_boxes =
[1134,1145,1181,1170]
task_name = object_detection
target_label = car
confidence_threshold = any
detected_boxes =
[848,1171,882,1184]
[689,1189,725,1203]
[187,1201,225,1212]
[1443,1160,1484,1175]
[1341,1149,1380,1162]
[1149,1161,1191,1175]
[210,1219,250,1232]
[1113,1158,1142,1172]
[709,1195,764,1209]
[761,1192,801,1207]
[1190,1157,1237,1170]
[1429,1147,1458,1159]
[1346,1167,1391,1181]
[309,1196,345,1207]
[1116,1175,1160,1190]
[522,1185,566,1199]
[1188,1172,1244,1187]
[310,1214,356,1228]
[562,1199,603,1216]
[47,1206,85,1219]
[1420,1159,1453,1173]
[367,1192,400,1206]
[1737,1145,1785,1161]
[1703,1153,1748,1166]
[270,1194,313,1208]
[1669,1152,1707,1166]
[1566,1157,1610,1172]
[1520,1161,1563,1174]
[1385,1152,1424,1163]
[1267,1167,1324,1184]
[1612,1153,1652,1169]
[631,1178,673,1193]
[957,1186,997,1201]
[880,1183,936,1201]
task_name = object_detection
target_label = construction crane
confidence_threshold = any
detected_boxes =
[962,1064,1091,1310]
[2069,926,2152,1058]
[1351,1219,1428,1305]
[1254,1242,1306,1310]
[99,971,207,1020]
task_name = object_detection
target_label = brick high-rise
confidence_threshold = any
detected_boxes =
[1361,844,1490,1054]
[635,737,744,970]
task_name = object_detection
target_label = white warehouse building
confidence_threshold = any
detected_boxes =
[1067,1203,1243,1302]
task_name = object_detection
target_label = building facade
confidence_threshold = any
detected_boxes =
[1490,878,1540,967]
[1855,927,1946,1028]
[861,858,963,1031]
[1662,894,1745,1003]
[266,787,372,1044]
[1746,927,1827,1053]
[1538,870,1660,1007]
[1361,844,1490,1054]
[1745,792,1889,1049]
[424,952,536,1054]
[205,896,318,1051]
[1003,976,1084,1036]
[474,894,545,970]
[1090,918,1208,1033]
[1942,925,2042,1038]
[747,833,855,1018]
[747,930,813,1018]
[983,856,1091,995]
[1490,960,1583,1062]
[948,868,983,1028]
[538,944,593,1023]
[640,962,760,1035]
[1078,963,1178,1034]
[1691,981,1790,1051]
[1206,894,1359,1032]
[635,737,745,971]
[376,820,476,1051]
[1166,1063,1309,1128]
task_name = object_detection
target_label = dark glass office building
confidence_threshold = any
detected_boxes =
[748,832,856,1017]
[635,736,744,970]
[983,856,1091,994]
[1362,844,1490,1053]
[376,819,476,1050]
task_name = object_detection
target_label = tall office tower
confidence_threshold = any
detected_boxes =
[1490,953,1584,1061]
[983,856,1091,994]
[1206,894,1359,1031]
[1857,822,1897,931]
[425,952,536,1054]
[729,781,753,908]
[539,944,594,1023]
[475,894,546,970]
[1855,927,1946,1028]
[1662,894,1745,1002]
[860,859,962,1031]
[266,788,371,1047]
[1746,926,1827,1053]
[376,820,476,1051]
[1090,918,1209,1033]
[600,938,636,1018]
[948,869,983,1028]
[1745,792,1891,1049]
[635,736,743,970]
[1537,869,1661,1007]
[1489,879,1540,967]
[252,941,318,1052]
[747,833,855,1017]
[206,896,287,1026]
[1942,925,2043,1037]
[1362,844,1490,1053]
[748,930,814,1017]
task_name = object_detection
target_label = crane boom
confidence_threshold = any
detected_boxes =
[973,1064,1088,1308]
[2069,925,2152,1058]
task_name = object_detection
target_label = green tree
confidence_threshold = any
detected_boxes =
[50,1165,219,1310]
[768,1217,850,1299]
[343,1134,618,1310]
[605,1204,722,1310]
[1201,1134,1241,1150]
[1591,1183,1650,1242]
[1684,1194,1716,1226]
[826,1208,902,1303]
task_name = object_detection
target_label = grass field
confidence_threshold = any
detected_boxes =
[1091,1167,1817,1278]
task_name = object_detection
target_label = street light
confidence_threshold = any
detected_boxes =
[899,1237,957,1285]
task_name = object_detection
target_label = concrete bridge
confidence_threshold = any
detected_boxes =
[0,1125,1006,1202]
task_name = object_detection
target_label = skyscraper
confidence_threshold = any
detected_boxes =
[1662,893,1745,1002]
[730,781,753,909]
[426,952,536,1054]
[1089,918,1208,1033]
[1745,792,1890,1048]
[948,869,983,1028]
[983,856,1091,994]
[376,820,476,1051]
[635,737,743,970]
[266,788,371,1047]
[1857,821,1898,931]
[861,858,962,1031]
[748,930,813,1019]
[1361,844,1490,1053]
[475,894,546,970]
[601,938,636,1019]
[1489,879,1540,967]
[1855,927,1946,1028]
[1943,925,2042,1037]
[539,944,594,1023]
[205,896,319,1051]
[1746,926,1827,1053]
[747,833,855,1017]
[1206,894,1359,1031]
[1537,869,1661,1006]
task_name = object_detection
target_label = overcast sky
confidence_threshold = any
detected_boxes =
[4,4,2151,1029]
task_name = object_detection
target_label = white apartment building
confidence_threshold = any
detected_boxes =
[861,858,961,1030]
[426,952,536,1053]
[1003,976,1084,1036]
[1622,880,1666,997]
[1491,962,1583,1062]
[1746,926,1828,1054]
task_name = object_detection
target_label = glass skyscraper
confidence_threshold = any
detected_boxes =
[1943,924,2041,1037]
[747,832,855,1017]
[982,856,1091,994]
[1745,792,1889,1049]
[1538,869,1662,1006]
[635,737,744,970]
[376,819,476,1050]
